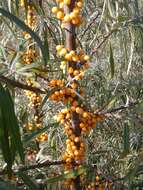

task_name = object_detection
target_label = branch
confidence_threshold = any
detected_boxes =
[80,12,100,39]
[91,29,116,56]
[99,99,142,115]
[19,160,66,171]
[0,160,66,175]
[0,75,46,94]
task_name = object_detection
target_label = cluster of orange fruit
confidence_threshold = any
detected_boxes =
[52,0,83,28]
[56,46,90,79]
[22,2,36,39]
[25,80,42,109]
[22,48,37,65]
[24,79,48,142]
[86,183,109,190]
[56,107,104,135]
[20,1,48,143]
[85,176,113,190]
[51,1,105,185]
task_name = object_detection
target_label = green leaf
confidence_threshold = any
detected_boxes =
[124,122,130,153]
[121,121,130,158]
[15,0,19,15]
[5,89,25,163]
[0,181,21,190]
[107,97,117,109]
[0,86,14,176]
[125,162,143,188]
[0,8,48,65]
[43,25,49,64]
[134,101,143,114]
[0,84,24,169]
[18,172,39,190]
[109,42,115,78]
[46,166,87,184]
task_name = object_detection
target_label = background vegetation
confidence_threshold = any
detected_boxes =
[0,0,143,189]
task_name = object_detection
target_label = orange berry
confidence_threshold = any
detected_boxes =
[59,48,67,56]
[56,0,62,3]
[83,55,90,61]
[59,2,64,8]
[83,62,90,69]
[67,129,73,135]
[69,50,76,56]
[66,139,71,144]
[68,67,74,74]
[73,70,79,76]
[73,7,80,14]
[65,113,71,119]
[76,107,83,114]
[95,175,100,181]
[72,54,79,62]
[72,17,81,25]
[71,82,78,89]
[65,53,72,61]
[79,122,84,128]
[57,11,64,20]
[76,1,83,8]
[49,80,57,86]
[61,22,65,29]
[83,112,89,118]
[66,158,72,163]
[64,14,71,22]
[56,45,64,51]
[70,12,78,19]
[64,0,71,5]
[74,150,79,156]
[72,100,78,107]
[54,91,60,96]
[71,106,76,111]
[51,7,59,14]
[71,145,77,151]
[74,137,80,142]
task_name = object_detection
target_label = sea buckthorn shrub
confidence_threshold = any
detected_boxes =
[0,0,142,190]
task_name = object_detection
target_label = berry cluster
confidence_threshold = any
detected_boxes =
[22,48,37,65]
[52,0,83,28]
[24,79,48,142]
[20,1,48,143]
[85,175,113,190]
[23,4,36,39]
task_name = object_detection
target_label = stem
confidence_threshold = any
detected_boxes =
[64,1,82,189]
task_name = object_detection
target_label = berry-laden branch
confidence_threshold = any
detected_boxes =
[51,0,105,189]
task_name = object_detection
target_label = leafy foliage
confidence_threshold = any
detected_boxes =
[0,0,142,189]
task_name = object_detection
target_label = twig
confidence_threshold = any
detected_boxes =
[0,75,46,94]
[99,99,142,115]
[19,160,66,171]
[80,12,100,39]
[91,30,116,56]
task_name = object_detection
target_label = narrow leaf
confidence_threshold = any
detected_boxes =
[18,172,39,190]
[0,181,21,190]
[46,166,87,184]
[123,121,130,156]
[0,84,24,165]
[0,86,13,176]
[109,42,115,78]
